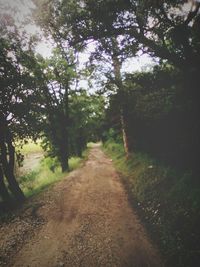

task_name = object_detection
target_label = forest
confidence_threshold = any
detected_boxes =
[0,1,200,267]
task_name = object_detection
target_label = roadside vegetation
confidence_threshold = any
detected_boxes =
[0,140,89,209]
[103,140,200,267]
[18,155,83,198]
[17,140,89,198]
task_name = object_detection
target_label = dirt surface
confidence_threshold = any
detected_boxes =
[1,144,163,267]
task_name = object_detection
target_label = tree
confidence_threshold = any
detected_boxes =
[34,0,200,101]
[34,49,76,172]
[46,0,199,71]
[0,27,41,202]
[69,90,105,157]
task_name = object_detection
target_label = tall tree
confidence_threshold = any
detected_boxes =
[35,49,76,172]
[0,27,41,202]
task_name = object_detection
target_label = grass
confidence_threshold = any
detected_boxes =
[16,139,43,155]
[17,142,89,198]
[0,144,89,219]
[19,156,85,198]
[103,140,200,267]
[87,141,98,148]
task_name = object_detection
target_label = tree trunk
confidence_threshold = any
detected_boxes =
[1,140,25,202]
[0,166,11,202]
[76,129,84,158]
[62,85,70,172]
[0,121,25,202]
[58,135,69,172]
[77,144,82,158]
[60,155,68,172]
[111,40,130,157]
[120,114,130,157]
[60,111,69,173]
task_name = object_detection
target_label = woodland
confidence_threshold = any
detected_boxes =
[0,1,200,266]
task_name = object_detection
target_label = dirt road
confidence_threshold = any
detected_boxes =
[6,145,163,267]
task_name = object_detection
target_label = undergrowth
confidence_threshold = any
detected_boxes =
[18,150,88,198]
[103,141,200,267]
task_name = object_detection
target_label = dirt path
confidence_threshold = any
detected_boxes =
[7,145,163,267]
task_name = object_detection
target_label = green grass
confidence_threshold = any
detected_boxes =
[103,140,200,267]
[19,153,87,198]
[69,156,82,171]
[17,139,43,154]
[87,141,98,148]
[17,140,90,198]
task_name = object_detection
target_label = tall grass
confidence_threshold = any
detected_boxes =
[17,140,89,198]
[18,156,83,198]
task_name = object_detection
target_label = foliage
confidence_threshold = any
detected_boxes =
[0,24,42,202]
[34,48,76,172]
[69,90,105,156]
[103,63,199,171]
[0,31,40,141]
[19,154,84,198]
[34,0,200,71]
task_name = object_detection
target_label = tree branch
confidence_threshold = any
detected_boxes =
[184,2,200,25]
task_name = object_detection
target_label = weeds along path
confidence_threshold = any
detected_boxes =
[9,144,163,267]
